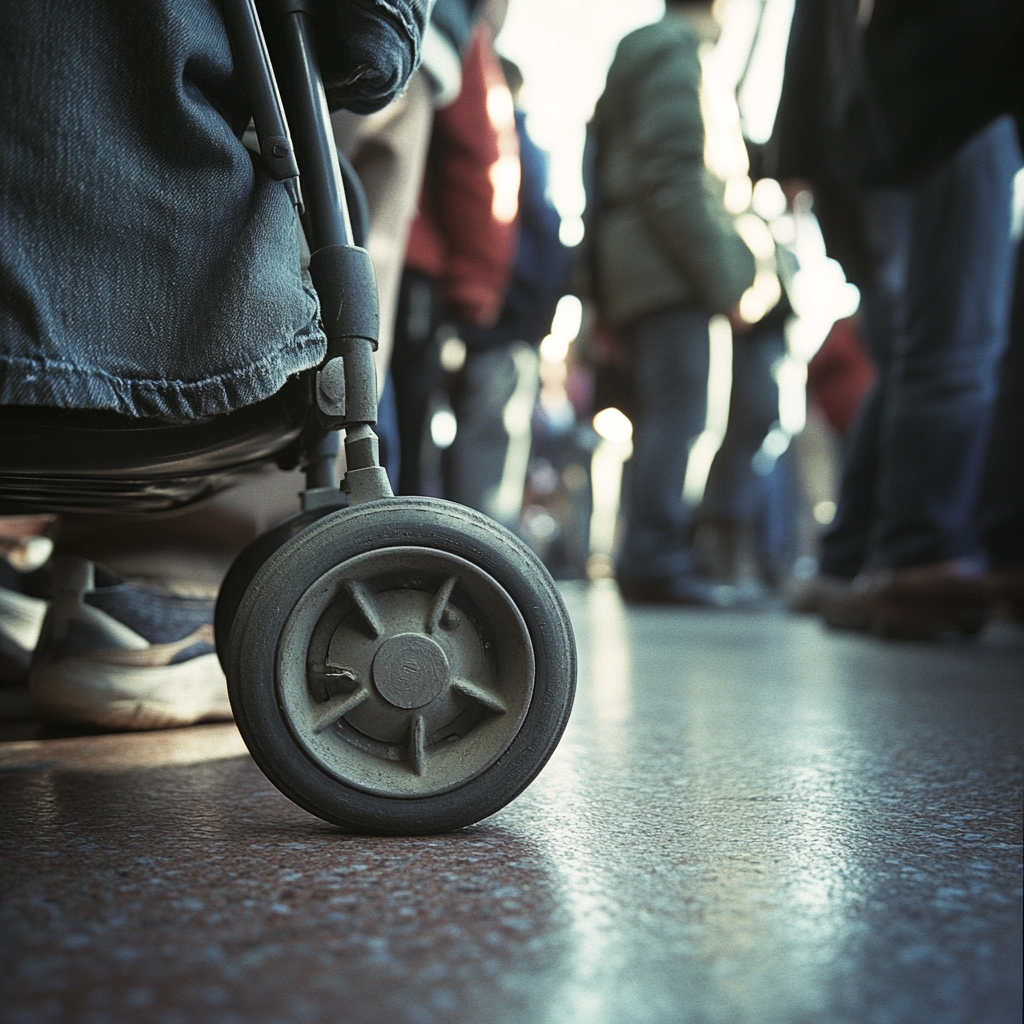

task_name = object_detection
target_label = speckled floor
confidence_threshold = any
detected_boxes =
[1,580,1022,1024]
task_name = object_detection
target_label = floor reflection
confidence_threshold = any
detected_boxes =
[2,585,1021,1024]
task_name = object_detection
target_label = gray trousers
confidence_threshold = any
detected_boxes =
[445,343,540,534]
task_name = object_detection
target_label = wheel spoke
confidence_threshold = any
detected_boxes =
[451,677,507,715]
[345,580,384,638]
[425,575,459,634]
[311,686,370,734]
[408,714,427,775]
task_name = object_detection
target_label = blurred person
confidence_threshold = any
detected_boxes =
[769,0,1023,638]
[976,233,1024,624]
[692,307,787,597]
[0,0,428,722]
[448,57,571,531]
[587,0,756,605]
[390,1,519,499]
[332,0,487,391]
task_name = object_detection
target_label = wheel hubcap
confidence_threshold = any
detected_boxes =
[372,633,449,709]
[275,546,535,798]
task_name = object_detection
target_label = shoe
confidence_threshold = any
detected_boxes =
[0,556,50,686]
[616,573,737,608]
[819,560,989,640]
[986,566,1024,624]
[0,585,48,686]
[29,557,231,730]
[782,571,852,614]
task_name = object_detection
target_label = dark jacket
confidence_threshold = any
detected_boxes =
[589,16,755,330]
[767,0,1024,284]
[284,0,431,114]
[462,110,570,349]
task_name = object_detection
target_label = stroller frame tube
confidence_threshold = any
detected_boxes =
[240,0,393,502]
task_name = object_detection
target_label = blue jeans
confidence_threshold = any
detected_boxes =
[616,308,710,583]
[702,326,785,525]
[977,234,1024,570]
[0,0,427,423]
[820,116,1021,575]
[615,308,781,582]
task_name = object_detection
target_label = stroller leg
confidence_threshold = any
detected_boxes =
[216,0,575,834]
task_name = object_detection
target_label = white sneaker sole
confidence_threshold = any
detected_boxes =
[0,586,47,652]
[30,653,232,730]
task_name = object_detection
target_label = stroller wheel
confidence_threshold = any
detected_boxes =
[225,498,576,834]
[214,506,342,671]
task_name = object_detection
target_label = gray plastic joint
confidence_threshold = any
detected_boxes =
[261,134,300,180]
[344,424,378,471]
[301,487,347,513]
[341,466,393,504]
[315,357,346,420]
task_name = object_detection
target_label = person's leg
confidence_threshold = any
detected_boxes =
[390,269,444,496]
[614,307,712,593]
[978,233,1024,618]
[871,116,1020,569]
[822,118,1021,637]
[698,323,784,584]
[818,187,912,579]
[446,342,539,533]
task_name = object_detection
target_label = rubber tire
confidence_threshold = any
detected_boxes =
[214,505,342,670]
[225,497,576,834]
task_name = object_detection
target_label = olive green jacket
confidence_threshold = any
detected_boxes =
[590,16,755,330]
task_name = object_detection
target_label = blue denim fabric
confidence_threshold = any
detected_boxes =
[314,0,431,114]
[616,307,710,583]
[0,0,426,423]
[977,234,1024,570]
[820,116,1021,574]
[700,325,785,526]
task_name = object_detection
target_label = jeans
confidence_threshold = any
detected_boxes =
[820,116,1021,575]
[445,343,540,533]
[977,234,1024,570]
[0,0,428,423]
[701,326,785,525]
[616,307,783,583]
[616,307,711,583]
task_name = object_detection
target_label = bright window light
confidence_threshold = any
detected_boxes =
[560,217,585,247]
[550,294,583,342]
[813,500,837,525]
[430,408,458,449]
[751,177,788,221]
[540,333,570,363]
[592,406,633,444]
[439,335,467,373]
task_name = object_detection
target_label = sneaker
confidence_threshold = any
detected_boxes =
[0,585,47,686]
[0,554,51,685]
[29,557,231,729]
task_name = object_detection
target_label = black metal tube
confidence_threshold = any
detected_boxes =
[275,9,353,251]
[221,0,299,180]
[304,431,340,490]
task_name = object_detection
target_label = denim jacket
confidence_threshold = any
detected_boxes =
[0,0,427,421]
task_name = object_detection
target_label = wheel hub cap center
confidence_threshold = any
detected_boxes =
[372,633,450,709]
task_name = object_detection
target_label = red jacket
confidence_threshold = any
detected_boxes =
[405,24,519,327]
[807,315,876,435]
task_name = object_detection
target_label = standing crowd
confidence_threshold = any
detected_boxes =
[0,0,1021,732]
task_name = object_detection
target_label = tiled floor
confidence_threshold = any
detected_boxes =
[1,581,1022,1024]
